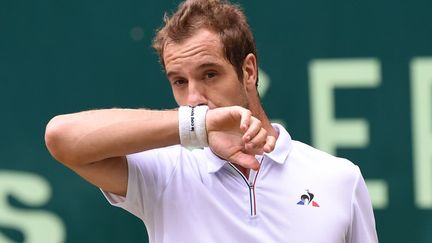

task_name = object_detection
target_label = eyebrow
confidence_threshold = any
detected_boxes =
[197,62,224,70]
[166,71,180,80]
[166,62,224,79]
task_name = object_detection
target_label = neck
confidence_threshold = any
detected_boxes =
[248,99,279,140]
[235,165,250,178]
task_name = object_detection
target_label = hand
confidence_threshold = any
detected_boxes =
[206,106,276,170]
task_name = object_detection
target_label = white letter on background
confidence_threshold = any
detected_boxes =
[0,170,66,243]
[309,58,388,209]
[411,58,432,209]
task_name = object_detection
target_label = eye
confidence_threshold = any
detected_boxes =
[204,71,217,79]
[173,79,186,85]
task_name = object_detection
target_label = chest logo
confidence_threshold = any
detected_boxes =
[296,189,320,207]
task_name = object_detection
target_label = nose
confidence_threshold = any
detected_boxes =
[187,82,207,107]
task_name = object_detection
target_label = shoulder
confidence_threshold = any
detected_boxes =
[127,145,207,162]
[288,140,360,182]
[127,145,182,165]
[127,145,210,177]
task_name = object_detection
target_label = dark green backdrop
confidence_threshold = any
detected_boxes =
[1,0,431,242]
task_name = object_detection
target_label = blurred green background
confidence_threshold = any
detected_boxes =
[1,0,431,242]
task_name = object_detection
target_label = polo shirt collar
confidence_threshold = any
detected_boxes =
[204,147,227,173]
[204,123,293,173]
[265,123,293,164]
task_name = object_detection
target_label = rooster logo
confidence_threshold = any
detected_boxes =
[297,189,320,207]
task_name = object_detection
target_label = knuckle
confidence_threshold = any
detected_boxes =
[256,119,262,126]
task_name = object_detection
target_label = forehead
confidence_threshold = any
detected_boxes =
[163,29,227,68]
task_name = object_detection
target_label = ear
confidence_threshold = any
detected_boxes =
[242,53,258,90]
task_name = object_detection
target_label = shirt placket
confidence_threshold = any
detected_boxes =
[228,156,263,218]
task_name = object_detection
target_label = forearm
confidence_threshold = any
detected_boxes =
[45,108,179,166]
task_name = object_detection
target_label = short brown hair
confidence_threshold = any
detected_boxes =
[152,0,257,81]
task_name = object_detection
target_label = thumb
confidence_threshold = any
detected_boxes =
[230,152,260,170]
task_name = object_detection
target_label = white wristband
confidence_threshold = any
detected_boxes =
[178,105,209,148]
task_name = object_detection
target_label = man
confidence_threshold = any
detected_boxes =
[45,0,378,242]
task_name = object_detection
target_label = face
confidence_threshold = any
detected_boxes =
[163,29,251,109]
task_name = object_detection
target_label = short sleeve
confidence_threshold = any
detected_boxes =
[101,146,181,221]
[348,166,379,243]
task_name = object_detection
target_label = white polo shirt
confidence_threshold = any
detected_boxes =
[102,124,378,243]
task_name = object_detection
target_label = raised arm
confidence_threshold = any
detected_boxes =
[44,106,275,197]
[44,108,180,196]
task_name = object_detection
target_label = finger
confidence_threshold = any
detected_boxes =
[242,117,261,143]
[230,152,260,170]
[239,108,251,132]
[245,127,268,154]
[263,135,276,153]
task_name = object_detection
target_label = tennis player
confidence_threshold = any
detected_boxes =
[45,0,378,242]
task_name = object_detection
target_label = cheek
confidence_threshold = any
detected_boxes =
[213,83,247,105]
[172,90,184,106]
